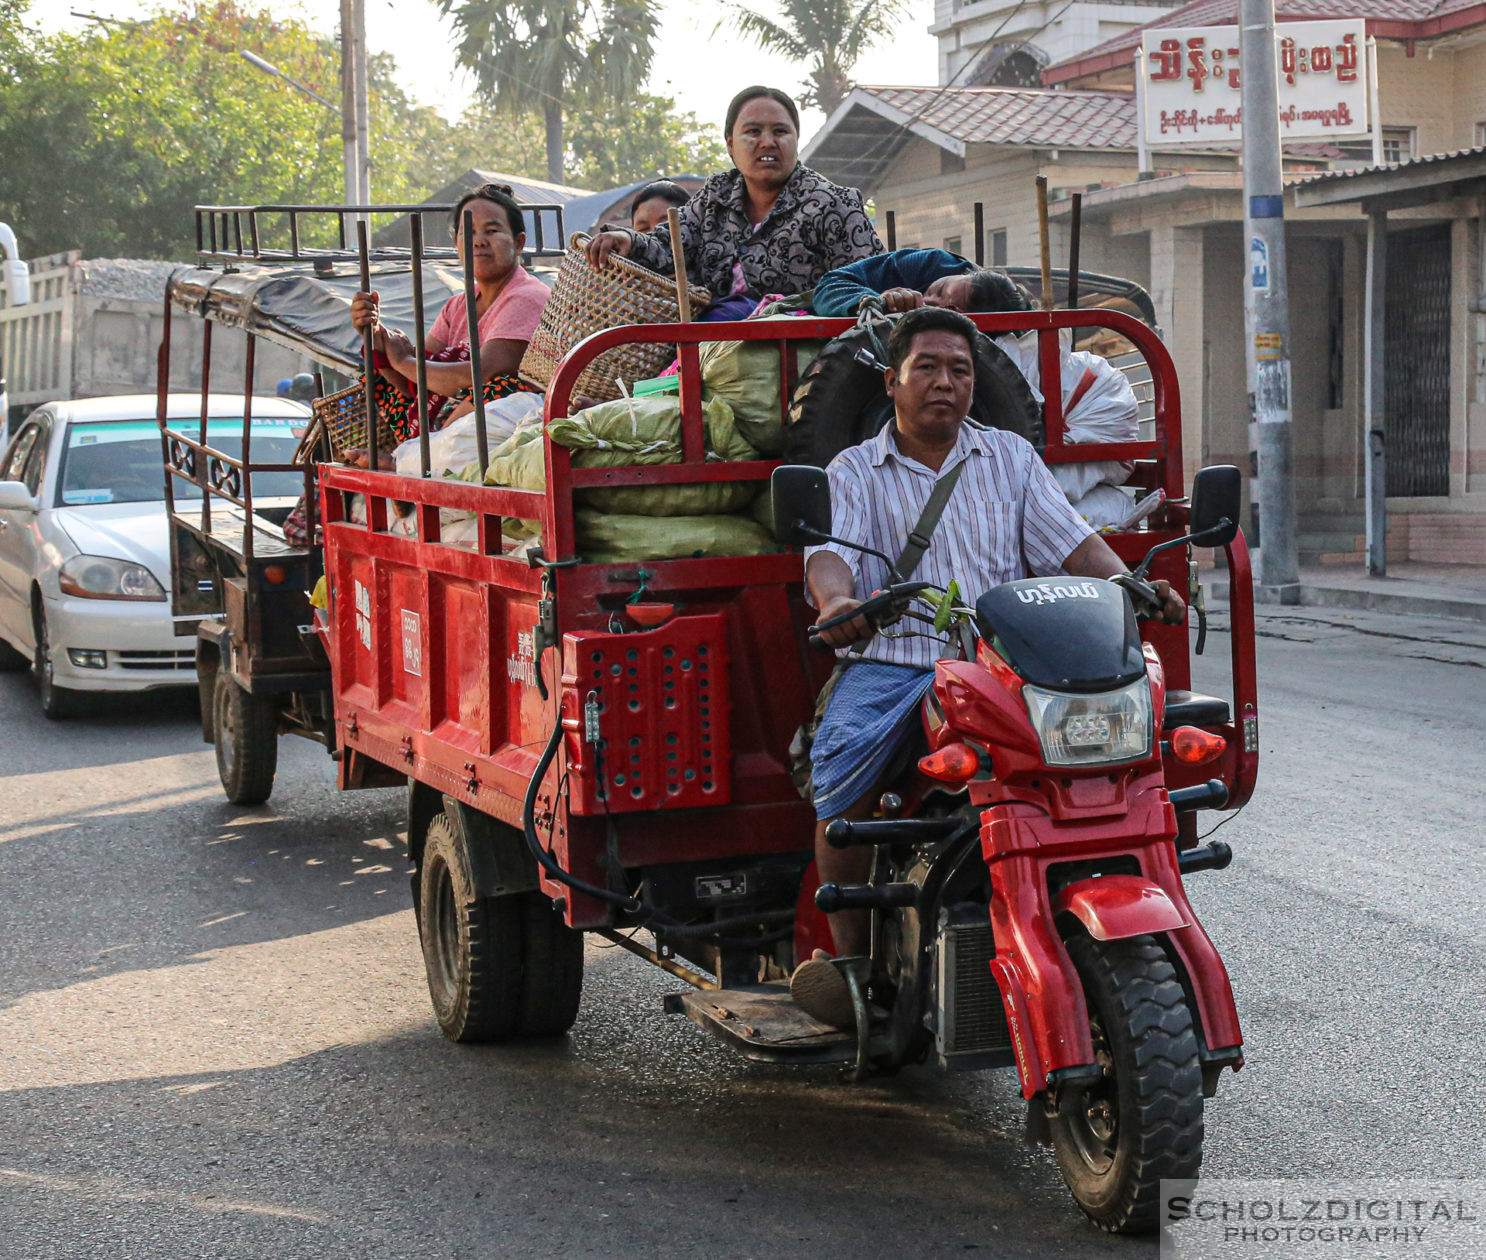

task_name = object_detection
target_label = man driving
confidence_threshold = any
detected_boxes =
[790,307,1185,1027]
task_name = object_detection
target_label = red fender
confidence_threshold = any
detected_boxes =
[1052,874,1187,941]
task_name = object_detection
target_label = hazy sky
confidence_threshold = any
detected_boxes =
[32,0,940,145]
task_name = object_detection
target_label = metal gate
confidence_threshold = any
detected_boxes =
[1384,225,1451,497]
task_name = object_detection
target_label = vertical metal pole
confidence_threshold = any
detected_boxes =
[885,211,897,251]
[973,203,985,266]
[157,287,176,519]
[339,0,358,208]
[242,333,255,565]
[1135,49,1151,177]
[1241,0,1299,598]
[1068,193,1083,310]
[1368,37,1384,166]
[1364,210,1388,575]
[410,215,432,477]
[199,319,212,534]
[351,0,371,207]
[356,221,378,456]
[462,210,489,477]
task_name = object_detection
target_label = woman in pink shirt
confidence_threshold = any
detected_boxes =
[350,183,548,447]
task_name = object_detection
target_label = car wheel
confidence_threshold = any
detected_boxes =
[33,606,85,720]
[213,670,278,805]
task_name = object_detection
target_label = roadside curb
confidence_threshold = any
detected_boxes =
[1207,578,1486,625]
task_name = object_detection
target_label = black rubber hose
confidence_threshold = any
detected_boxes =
[523,712,644,914]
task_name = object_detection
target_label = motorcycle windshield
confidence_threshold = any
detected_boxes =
[975,578,1146,693]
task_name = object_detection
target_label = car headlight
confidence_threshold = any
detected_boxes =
[1023,677,1153,767]
[59,555,166,601]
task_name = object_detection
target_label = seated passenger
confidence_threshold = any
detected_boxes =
[812,249,1027,317]
[349,183,547,460]
[789,308,1184,1026]
[586,86,883,322]
[628,180,692,235]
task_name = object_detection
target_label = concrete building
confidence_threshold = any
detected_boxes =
[805,0,1486,564]
[930,0,1185,88]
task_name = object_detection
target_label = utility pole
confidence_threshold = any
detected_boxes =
[1240,0,1299,601]
[339,0,371,210]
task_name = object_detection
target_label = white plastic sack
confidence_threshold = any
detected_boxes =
[393,391,545,478]
[1069,483,1136,530]
[995,332,1139,503]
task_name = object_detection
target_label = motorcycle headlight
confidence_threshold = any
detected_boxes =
[59,555,166,601]
[1023,678,1153,767]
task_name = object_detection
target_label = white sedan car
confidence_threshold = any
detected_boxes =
[0,393,309,718]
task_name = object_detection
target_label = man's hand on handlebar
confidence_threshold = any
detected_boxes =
[813,595,873,649]
[1150,578,1185,625]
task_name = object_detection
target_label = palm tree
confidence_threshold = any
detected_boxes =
[438,0,659,184]
[718,0,908,118]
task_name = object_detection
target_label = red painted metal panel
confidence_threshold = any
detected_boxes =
[1052,874,1188,941]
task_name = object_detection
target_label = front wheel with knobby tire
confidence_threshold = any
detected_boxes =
[418,811,584,1043]
[212,670,278,804]
[1049,933,1204,1234]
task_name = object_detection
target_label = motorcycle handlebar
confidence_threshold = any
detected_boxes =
[808,581,936,651]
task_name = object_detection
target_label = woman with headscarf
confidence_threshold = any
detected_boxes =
[586,86,883,319]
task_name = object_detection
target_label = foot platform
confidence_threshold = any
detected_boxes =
[663,982,889,1065]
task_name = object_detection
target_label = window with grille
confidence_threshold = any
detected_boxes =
[989,229,1008,267]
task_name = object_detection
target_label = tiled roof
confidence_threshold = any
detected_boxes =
[1044,0,1486,85]
[1297,142,1486,184]
[859,86,1137,148]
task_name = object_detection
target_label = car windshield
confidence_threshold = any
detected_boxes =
[57,419,305,506]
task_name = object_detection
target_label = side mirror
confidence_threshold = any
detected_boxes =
[3,257,29,307]
[1189,465,1241,547]
[770,465,831,547]
[0,480,37,512]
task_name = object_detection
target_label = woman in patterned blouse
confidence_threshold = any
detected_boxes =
[585,86,883,314]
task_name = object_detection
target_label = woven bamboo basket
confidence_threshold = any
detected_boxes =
[520,232,710,403]
[311,381,396,460]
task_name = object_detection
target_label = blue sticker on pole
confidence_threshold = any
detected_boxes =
[1250,237,1270,293]
[1249,195,1284,219]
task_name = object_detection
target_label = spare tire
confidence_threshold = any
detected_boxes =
[785,313,1043,469]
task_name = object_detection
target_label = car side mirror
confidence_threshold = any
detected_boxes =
[1188,465,1241,547]
[770,465,831,547]
[0,480,37,512]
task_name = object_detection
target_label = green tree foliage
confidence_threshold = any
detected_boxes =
[717,0,908,116]
[0,1,720,262]
[438,0,660,184]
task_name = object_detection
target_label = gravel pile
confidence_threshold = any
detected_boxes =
[77,257,183,300]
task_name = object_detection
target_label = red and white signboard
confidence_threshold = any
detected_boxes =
[1140,19,1370,145]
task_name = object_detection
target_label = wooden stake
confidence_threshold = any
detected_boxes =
[1036,175,1053,311]
[666,207,691,322]
[1068,192,1083,310]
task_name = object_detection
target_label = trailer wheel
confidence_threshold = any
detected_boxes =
[1049,933,1204,1234]
[418,812,584,1043]
[212,671,278,805]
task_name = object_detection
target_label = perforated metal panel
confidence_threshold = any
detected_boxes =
[935,921,1011,1068]
[1385,225,1452,498]
[563,614,731,815]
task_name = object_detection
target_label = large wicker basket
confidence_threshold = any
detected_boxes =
[311,380,396,460]
[520,233,710,403]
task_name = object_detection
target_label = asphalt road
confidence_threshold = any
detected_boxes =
[0,604,1482,1259]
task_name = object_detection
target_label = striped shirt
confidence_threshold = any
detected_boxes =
[805,420,1094,669]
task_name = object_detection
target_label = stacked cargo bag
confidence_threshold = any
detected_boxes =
[477,393,779,562]
[698,321,826,456]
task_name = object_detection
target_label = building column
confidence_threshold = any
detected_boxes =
[1149,223,1206,491]
[1363,210,1387,575]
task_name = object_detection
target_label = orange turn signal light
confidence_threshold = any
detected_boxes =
[1170,726,1227,765]
[263,565,288,586]
[625,602,675,628]
[918,742,982,783]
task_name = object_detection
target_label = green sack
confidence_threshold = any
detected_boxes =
[574,509,781,563]
[699,323,825,456]
[484,394,762,517]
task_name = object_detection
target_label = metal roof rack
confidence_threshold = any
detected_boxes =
[193,202,568,268]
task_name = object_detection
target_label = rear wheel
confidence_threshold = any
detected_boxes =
[212,670,278,804]
[33,607,85,719]
[1049,933,1204,1234]
[418,812,583,1043]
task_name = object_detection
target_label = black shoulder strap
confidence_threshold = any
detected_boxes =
[892,460,966,582]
